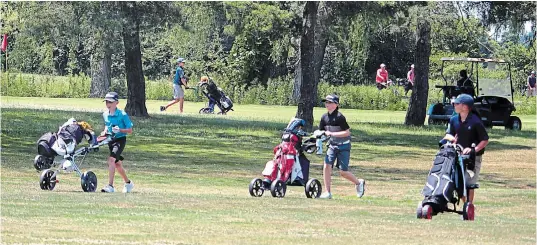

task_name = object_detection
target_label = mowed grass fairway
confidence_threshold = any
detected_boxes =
[1,96,536,244]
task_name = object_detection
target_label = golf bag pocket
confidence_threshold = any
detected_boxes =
[51,137,76,156]
[422,147,457,204]
[37,132,58,157]
[220,96,233,110]
[434,175,455,203]
[262,160,275,176]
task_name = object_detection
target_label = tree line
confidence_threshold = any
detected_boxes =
[1,1,535,127]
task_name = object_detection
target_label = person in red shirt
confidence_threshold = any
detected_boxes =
[376,63,389,90]
[405,64,415,96]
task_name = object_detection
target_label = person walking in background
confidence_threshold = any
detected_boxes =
[405,64,415,97]
[527,71,536,97]
[376,63,390,90]
[161,58,189,113]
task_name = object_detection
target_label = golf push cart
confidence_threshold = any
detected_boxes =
[427,58,521,130]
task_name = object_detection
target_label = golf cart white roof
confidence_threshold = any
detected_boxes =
[441,57,508,63]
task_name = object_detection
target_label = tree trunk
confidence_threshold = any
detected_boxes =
[312,2,333,106]
[405,19,431,126]
[295,1,318,131]
[89,46,112,98]
[121,2,148,117]
[292,36,302,103]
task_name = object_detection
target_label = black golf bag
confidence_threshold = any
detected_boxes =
[37,124,90,158]
[37,132,59,158]
[421,146,465,212]
[199,79,234,114]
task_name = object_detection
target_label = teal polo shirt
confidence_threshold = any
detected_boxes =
[103,109,133,139]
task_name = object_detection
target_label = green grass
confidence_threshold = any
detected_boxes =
[1,97,535,244]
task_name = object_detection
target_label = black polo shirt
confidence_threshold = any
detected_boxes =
[528,76,536,88]
[446,113,489,155]
[319,109,351,145]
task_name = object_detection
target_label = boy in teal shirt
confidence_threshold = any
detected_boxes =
[101,92,135,193]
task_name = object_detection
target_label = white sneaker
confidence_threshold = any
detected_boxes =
[319,192,332,199]
[123,181,134,193]
[356,179,365,198]
[101,184,115,193]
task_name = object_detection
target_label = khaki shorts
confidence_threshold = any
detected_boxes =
[527,87,536,97]
[173,84,184,99]
[465,155,482,186]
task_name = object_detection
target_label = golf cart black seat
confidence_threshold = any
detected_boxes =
[475,96,513,110]
[458,86,475,97]
[475,96,515,111]
[435,85,475,98]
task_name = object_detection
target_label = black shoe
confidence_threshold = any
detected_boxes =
[160,106,166,112]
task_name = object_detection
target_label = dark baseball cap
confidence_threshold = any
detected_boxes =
[453,94,474,107]
[322,94,339,104]
[103,92,119,102]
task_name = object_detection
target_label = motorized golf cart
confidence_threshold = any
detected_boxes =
[427,57,521,130]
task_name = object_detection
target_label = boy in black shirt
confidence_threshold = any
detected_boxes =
[443,94,489,215]
[318,95,365,199]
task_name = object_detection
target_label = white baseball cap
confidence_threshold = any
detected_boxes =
[411,64,415,68]
[380,63,386,68]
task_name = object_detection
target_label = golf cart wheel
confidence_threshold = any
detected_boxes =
[428,117,443,125]
[81,171,98,192]
[305,145,317,154]
[421,204,433,219]
[270,180,286,198]
[34,155,52,171]
[416,201,424,219]
[39,169,57,191]
[248,178,264,197]
[506,116,522,130]
[462,202,475,221]
[305,178,322,198]
[199,108,212,114]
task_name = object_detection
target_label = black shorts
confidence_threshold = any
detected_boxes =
[405,82,413,92]
[108,137,126,162]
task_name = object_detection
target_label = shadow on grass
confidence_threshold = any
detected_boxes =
[2,108,535,175]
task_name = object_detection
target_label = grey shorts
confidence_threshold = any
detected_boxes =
[173,84,184,99]
[465,155,482,186]
[325,143,351,171]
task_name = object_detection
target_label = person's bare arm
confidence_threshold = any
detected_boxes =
[181,77,189,88]
[326,129,350,138]
[462,139,488,154]
[119,128,133,134]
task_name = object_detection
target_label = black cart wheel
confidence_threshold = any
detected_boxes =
[417,201,424,219]
[270,179,286,198]
[305,145,317,154]
[249,178,264,197]
[421,204,433,219]
[305,178,322,198]
[34,155,52,171]
[199,108,213,114]
[81,171,98,192]
[506,116,522,130]
[39,169,57,191]
[428,117,444,125]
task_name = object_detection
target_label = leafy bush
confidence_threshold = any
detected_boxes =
[2,72,534,115]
